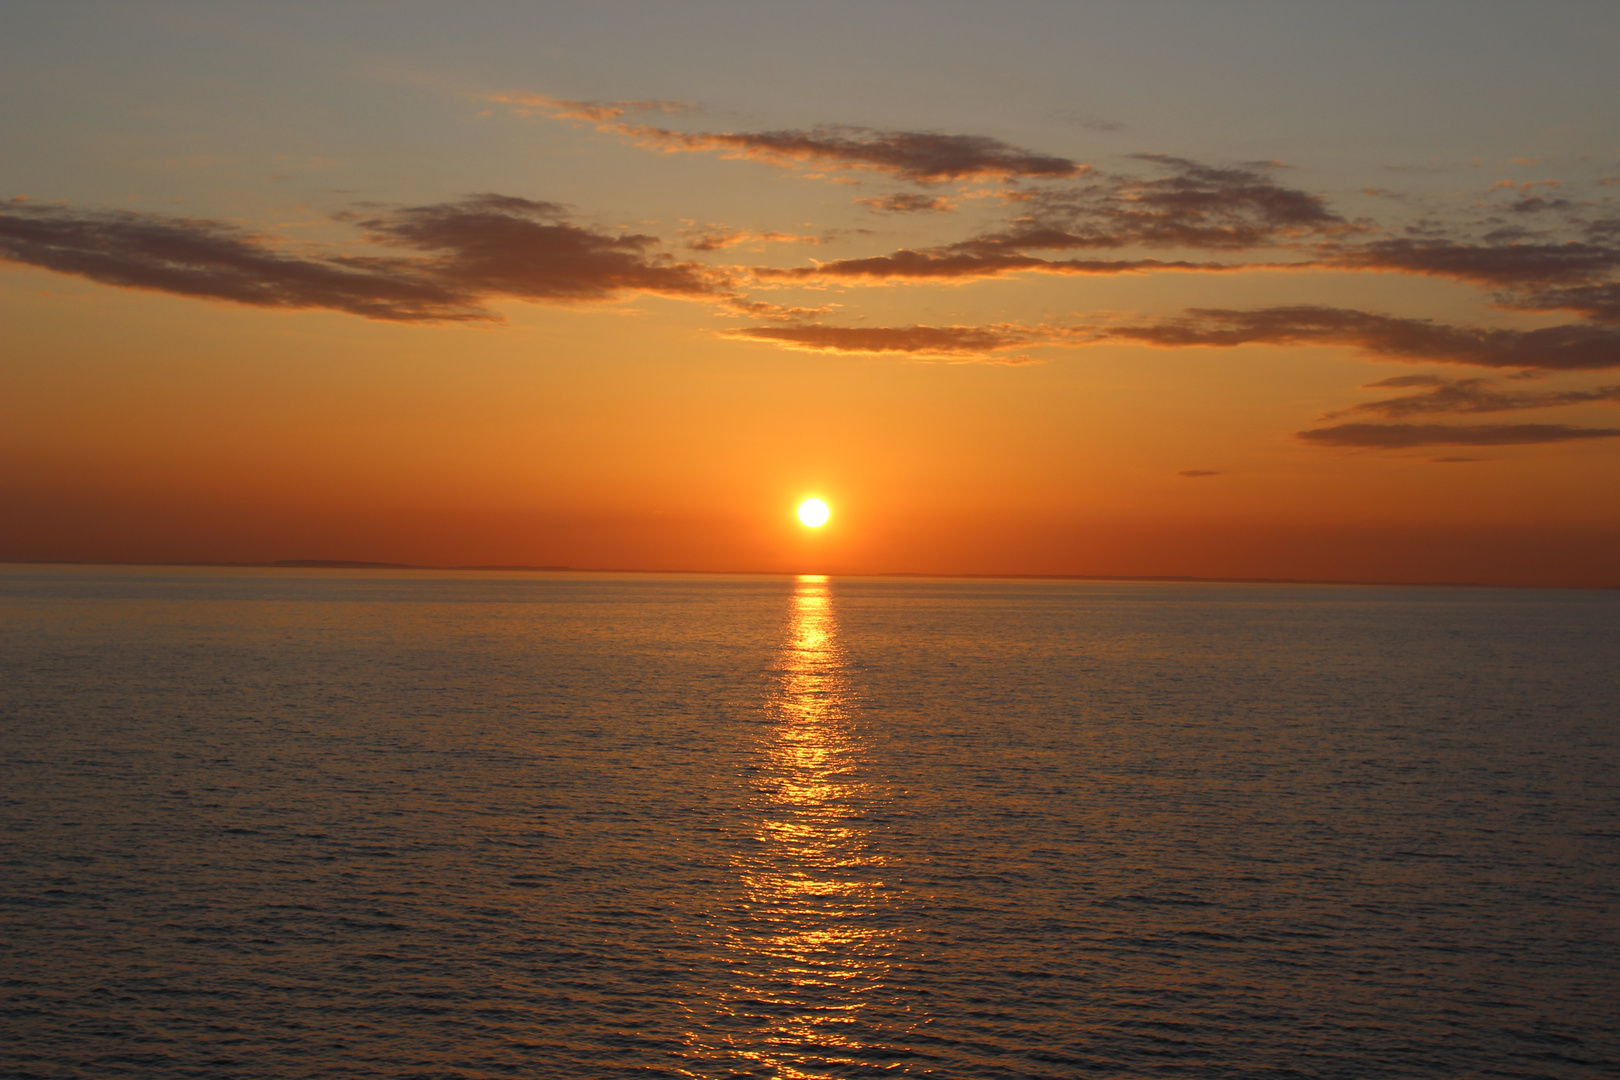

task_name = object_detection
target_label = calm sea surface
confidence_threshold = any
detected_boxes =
[2,565,1617,1079]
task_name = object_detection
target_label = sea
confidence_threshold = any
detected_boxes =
[2,564,1617,1079]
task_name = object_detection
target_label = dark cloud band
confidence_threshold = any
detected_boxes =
[0,203,485,321]
[1329,375,1620,418]
[1098,306,1620,371]
[1297,422,1620,448]
[622,124,1083,183]
[0,197,725,322]
[726,322,1055,360]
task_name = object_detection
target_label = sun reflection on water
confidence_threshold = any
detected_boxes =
[688,574,903,1077]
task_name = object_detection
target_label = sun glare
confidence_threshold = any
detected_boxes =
[797,499,830,528]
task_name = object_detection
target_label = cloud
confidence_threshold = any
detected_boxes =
[1507,281,1620,324]
[749,157,1341,285]
[1178,470,1221,477]
[677,224,820,251]
[724,298,838,322]
[491,99,1618,334]
[730,305,1620,373]
[965,157,1346,253]
[618,124,1085,182]
[487,93,694,123]
[0,196,725,322]
[1586,217,1620,241]
[1332,238,1620,287]
[1383,158,1486,175]
[516,99,1343,257]
[1322,234,1620,325]
[1507,195,1574,214]
[1327,375,1620,418]
[354,195,723,301]
[1297,422,1620,448]
[1096,305,1620,371]
[1116,155,1345,248]
[0,201,486,321]
[725,322,1061,361]
[754,249,1239,282]
[855,194,955,214]
[1056,113,1127,133]
[497,94,1085,182]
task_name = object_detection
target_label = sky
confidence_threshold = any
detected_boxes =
[4,0,1619,586]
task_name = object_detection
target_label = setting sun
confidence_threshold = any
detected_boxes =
[797,499,830,528]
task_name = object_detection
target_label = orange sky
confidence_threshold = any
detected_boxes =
[4,4,1619,586]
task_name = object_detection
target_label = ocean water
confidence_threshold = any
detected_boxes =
[1,565,1617,1080]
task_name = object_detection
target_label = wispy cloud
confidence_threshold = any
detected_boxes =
[12,91,1620,459]
[723,298,838,323]
[855,193,955,214]
[1331,238,1620,287]
[486,93,695,123]
[725,322,1064,361]
[1297,422,1620,448]
[754,250,1245,282]
[1327,375,1620,418]
[745,157,1344,284]
[941,156,1347,257]
[1094,306,1620,371]
[494,94,1085,183]
[0,196,727,321]
[356,195,725,302]
[617,124,1085,183]
[492,96,1620,341]
[0,201,486,321]
[1055,113,1127,133]
[677,224,820,252]
[1506,280,1620,324]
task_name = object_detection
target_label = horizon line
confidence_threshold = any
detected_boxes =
[3,558,1615,592]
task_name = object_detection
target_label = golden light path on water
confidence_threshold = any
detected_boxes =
[684,574,905,1077]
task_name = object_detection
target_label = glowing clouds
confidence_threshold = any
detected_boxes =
[797,499,830,527]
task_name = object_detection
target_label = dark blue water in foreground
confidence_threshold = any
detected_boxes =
[2,565,1617,1079]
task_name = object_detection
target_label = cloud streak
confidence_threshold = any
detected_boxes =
[1095,306,1620,371]
[754,250,1244,282]
[500,95,1620,341]
[0,201,486,321]
[856,194,955,214]
[487,93,695,124]
[0,196,726,321]
[1328,375,1620,418]
[1507,281,1620,324]
[745,158,1345,283]
[726,322,1064,361]
[618,124,1085,182]
[678,224,820,252]
[499,95,1086,183]
[1297,422,1620,448]
[980,156,1347,252]
[1331,238,1620,287]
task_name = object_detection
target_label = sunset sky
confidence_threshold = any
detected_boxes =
[4,1,1619,586]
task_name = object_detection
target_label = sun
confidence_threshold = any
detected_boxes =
[797,498,830,528]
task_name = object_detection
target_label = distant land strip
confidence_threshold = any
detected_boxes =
[4,558,1616,590]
